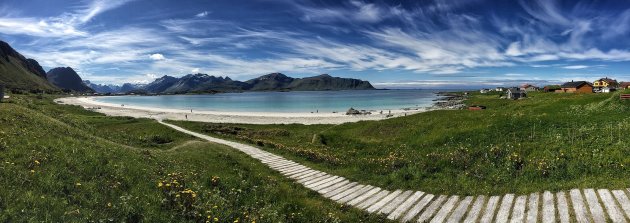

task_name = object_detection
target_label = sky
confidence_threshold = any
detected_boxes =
[1,0,630,89]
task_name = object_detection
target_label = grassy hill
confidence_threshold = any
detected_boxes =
[0,41,57,91]
[170,91,630,195]
[0,95,389,222]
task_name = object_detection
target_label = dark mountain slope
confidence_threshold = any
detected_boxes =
[0,41,57,91]
[46,67,94,92]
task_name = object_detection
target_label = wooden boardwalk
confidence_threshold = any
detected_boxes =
[161,121,630,223]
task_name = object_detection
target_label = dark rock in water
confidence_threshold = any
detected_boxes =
[47,67,94,93]
[346,107,361,115]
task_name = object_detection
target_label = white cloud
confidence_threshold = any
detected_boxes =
[562,65,589,69]
[191,68,200,73]
[149,53,166,60]
[195,11,210,18]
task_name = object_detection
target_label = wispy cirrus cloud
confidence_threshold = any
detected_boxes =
[4,0,630,86]
[0,0,133,37]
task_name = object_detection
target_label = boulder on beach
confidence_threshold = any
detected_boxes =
[346,107,361,115]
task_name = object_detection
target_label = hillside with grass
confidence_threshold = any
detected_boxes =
[0,41,57,91]
[171,90,630,196]
[0,95,389,222]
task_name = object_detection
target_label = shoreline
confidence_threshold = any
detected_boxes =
[56,96,434,125]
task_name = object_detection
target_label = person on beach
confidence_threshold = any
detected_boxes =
[185,114,188,119]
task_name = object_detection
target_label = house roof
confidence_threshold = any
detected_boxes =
[596,77,617,83]
[561,81,592,88]
[620,82,630,87]
[544,85,561,90]
[507,87,524,93]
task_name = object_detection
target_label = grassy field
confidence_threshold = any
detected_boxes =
[170,90,630,196]
[0,95,390,222]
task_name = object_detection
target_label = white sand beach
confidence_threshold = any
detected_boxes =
[55,96,429,125]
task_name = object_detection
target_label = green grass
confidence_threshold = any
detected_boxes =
[170,90,630,196]
[0,95,390,222]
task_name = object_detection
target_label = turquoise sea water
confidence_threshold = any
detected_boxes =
[93,90,442,113]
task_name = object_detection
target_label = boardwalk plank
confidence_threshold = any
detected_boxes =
[367,190,403,213]
[380,190,413,215]
[346,187,381,205]
[597,189,626,223]
[323,182,358,198]
[570,189,592,223]
[612,190,630,220]
[583,189,606,223]
[415,195,447,223]
[309,176,344,190]
[388,191,425,221]
[556,191,570,223]
[510,195,527,223]
[463,196,486,222]
[542,191,556,223]
[312,177,346,191]
[429,195,459,223]
[317,180,350,194]
[400,194,434,222]
[525,193,539,223]
[330,184,366,201]
[479,196,500,223]
[304,175,337,188]
[446,196,473,223]
[495,194,515,223]
[357,190,391,210]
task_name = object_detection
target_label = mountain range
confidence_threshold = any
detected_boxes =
[0,40,374,94]
[88,73,374,94]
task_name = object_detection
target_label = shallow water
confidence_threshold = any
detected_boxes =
[93,90,444,113]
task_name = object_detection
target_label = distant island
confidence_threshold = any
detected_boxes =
[0,40,374,94]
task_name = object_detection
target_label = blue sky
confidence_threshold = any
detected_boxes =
[1,0,630,88]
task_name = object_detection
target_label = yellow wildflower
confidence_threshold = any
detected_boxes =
[75,182,82,186]
[214,218,219,222]
[30,170,35,173]
[34,160,40,165]
[158,182,163,187]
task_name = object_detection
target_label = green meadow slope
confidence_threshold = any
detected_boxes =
[171,91,630,195]
[0,95,389,222]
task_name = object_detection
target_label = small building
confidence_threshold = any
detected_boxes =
[480,89,490,93]
[495,87,506,92]
[620,82,630,89]
[593,77,619,89]
[506,88,526,99]
[520,84,539,92]
[543,85,562,92]
[560,81,593,93]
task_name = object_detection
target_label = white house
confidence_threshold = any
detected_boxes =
[506,88,527,99]
[480,89,490,93]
